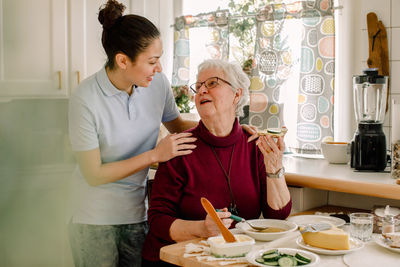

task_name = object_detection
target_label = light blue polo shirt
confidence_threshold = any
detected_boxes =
[68,67,179,225]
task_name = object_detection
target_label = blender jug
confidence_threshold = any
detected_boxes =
[351,69,388,171]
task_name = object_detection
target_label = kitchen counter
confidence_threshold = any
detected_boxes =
[149,156,400,200]
[283,155,400,200]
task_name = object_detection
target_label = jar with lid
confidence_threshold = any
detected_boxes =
[382,214,395,234]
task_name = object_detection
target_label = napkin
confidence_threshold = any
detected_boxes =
[183,241,250,266]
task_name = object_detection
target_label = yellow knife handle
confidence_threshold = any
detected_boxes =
[200,197,236,243]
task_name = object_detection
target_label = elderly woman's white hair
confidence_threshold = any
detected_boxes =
[197,59,250,117]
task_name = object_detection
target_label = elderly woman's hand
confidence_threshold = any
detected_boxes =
[202,208,233,238]
[256,135,285,174]
[241,124,258,142]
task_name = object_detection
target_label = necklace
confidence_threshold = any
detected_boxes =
[210,144,239,215]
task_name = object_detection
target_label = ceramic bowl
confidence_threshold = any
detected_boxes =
[320,142,351,164]
[207,234,255,258]
[236,219,297,241]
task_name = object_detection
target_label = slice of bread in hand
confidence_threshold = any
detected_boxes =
[258,127,288,137]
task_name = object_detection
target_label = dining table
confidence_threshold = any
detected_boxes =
[160,222,400,267]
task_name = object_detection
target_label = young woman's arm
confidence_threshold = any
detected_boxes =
[76,131,196,186]
[163,115,198,133]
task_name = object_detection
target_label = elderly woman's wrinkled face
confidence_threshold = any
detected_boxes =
[194,68,239,120]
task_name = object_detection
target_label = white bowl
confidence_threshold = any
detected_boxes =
[236,219,297,241]
[208,234,255,258]
[247,247,320,267]
[320,142,351,164]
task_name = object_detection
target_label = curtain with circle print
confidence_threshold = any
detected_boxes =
[249,0,334,154]
[171,10,230,87]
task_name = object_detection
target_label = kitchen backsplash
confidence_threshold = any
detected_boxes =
[0,99,74,168]
[359,0,400,148]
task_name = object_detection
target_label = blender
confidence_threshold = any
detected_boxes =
[351,68,388,171]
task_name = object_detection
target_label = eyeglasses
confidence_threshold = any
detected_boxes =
[189,77,232,94]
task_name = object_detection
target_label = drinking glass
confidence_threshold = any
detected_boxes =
[350,213,374,242]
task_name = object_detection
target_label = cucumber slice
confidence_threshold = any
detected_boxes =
[295,253,311,263]
[261,261,279,266]
[295,258,309,266]
[267,128,281,134]
[262,253,280,261]
[277,256,295,266]
[256,258,265,264]
[263,249,279,255]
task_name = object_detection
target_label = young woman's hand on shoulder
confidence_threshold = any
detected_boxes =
[152,132,197,162]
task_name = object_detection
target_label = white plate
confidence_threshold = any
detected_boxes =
[375,235,400,253]
[246,247,319,266]
[287,215,346,228]
[296,236,364,255]
[236,219,297,241]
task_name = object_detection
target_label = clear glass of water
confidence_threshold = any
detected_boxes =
[350,213,374,242]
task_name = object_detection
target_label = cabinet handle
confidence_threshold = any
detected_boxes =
[57,71,62,90]
[77,71,81,84]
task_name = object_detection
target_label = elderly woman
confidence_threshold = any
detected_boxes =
[141,59,291,265]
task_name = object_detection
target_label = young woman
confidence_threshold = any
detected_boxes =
[67,1,198,266]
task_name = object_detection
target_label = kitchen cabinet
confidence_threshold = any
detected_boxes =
[0,0,172,100]
[0,0,69,98]
[0,0,132,100]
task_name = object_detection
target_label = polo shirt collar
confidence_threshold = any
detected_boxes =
[96,67,126,97]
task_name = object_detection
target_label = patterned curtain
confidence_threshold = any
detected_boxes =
[171,10,230,87]
[249,0,335,154]
[171,16,190,86]
[172,0,335,154]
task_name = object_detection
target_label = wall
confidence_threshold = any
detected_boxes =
[356,0,400,147]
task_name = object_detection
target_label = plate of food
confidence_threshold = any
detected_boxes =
[236,219,297,241]
[375,233,400,253]
[296,236,364,255]
[246,247,319,266]
[287,215,346,228]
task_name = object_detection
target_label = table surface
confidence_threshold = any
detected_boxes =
[160,206,399,266]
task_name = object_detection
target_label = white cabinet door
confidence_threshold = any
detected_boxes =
[0,0,69,98]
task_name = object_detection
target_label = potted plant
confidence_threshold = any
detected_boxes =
[172,85,194,113]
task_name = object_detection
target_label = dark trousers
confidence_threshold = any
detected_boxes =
[69,221,148,267]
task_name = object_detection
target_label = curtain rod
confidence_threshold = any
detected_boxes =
[171,5,343,28]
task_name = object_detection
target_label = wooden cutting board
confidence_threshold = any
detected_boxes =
[160,238,223,267]
[366,12,390,112]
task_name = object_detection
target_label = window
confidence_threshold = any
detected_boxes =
[176,0,335,154]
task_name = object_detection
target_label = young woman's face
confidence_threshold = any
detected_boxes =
[128,38,163,87]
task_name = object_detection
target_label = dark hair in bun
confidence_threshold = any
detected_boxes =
[98,0,160,69]
[98,0,125,30]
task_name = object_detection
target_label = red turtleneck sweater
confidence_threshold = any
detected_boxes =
[142,119,292,261]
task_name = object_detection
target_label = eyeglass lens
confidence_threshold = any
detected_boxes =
[195,77,218,91]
